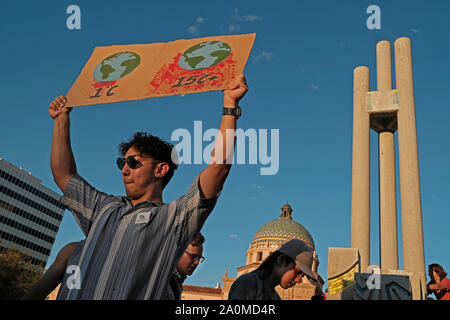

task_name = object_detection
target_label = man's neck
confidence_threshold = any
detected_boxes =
[130,188,163,206]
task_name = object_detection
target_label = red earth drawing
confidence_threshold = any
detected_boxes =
[147,52,237,96]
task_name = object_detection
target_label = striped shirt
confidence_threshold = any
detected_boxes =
[56,173,218,300]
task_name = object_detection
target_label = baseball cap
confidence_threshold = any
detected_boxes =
[277,239,318,285]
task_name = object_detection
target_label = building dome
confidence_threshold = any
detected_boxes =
[251,204,315,249]
[238,203,317,278]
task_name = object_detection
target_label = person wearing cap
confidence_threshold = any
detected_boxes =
[228,239,318,300]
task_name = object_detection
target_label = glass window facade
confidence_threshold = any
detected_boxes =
[0,159,65,267]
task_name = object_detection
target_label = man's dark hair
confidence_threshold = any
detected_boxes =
[428,263,448,280]
[191,233,205,247]
[119,132,178,189]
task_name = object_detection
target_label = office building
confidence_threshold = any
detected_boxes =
[0,158,65,268]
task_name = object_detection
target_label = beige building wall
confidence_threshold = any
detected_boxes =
[181,285,222,300]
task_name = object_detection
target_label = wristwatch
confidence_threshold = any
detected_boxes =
[222,106,242,119]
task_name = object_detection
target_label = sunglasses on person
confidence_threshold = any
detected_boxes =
[184,251,205,263]
[116,155,143,170]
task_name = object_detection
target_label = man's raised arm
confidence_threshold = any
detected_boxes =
[49,96,77,193]
[199,74,248,199]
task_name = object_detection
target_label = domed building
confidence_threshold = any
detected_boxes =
[181,204,323,300]
[238,203,315,275]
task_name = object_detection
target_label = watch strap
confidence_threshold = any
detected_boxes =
[222,106,241,119]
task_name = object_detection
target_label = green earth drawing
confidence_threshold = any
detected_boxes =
[178,41,231,70]
[93,51,141,82]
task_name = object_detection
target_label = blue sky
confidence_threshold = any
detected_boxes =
[1,0,449,292]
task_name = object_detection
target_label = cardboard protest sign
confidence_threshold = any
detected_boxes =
[65,33,256,107]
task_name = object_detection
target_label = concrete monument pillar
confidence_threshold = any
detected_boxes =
[394,37,426,298]
[376,41,399,270]
[347,38,426,299]
[350,66,371,272]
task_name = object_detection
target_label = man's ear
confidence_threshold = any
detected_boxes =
[154,162,169,179]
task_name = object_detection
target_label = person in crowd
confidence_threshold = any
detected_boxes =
[427,263,450,300]
[21,240,83,300]
[228,239,319,300]
[49,74,248,299]
[164,233,205,300]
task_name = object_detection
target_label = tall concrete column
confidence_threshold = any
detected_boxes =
[351,66,370,272]
[394,37,426,299]
[378,131,398,270]
[376,41,399,270]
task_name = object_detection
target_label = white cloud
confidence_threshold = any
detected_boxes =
[229,9,259,33]
[187,17,207,35]
[253,51,274,62]
[244,14,258,22]
[231,8,241,21]
[231,8,259,22]
[228,24,240,33]
[187,25,198,35]
[409,28,420,33]
[229,234,241,240]
[262,52,273,60]
[250,183,269,198]
[196,16,207,24]
[311,84,320,90]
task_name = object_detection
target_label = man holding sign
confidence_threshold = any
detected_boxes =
[49,74,248,300]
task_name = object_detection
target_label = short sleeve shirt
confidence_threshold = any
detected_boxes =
[435,278,450,300]
[56,173,218,300]
[228,270,281,300]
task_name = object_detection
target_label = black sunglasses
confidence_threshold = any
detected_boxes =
[116,155,142,170]
[184,251,205,263]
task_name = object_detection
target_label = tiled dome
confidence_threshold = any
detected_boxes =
[252,204,315,249]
